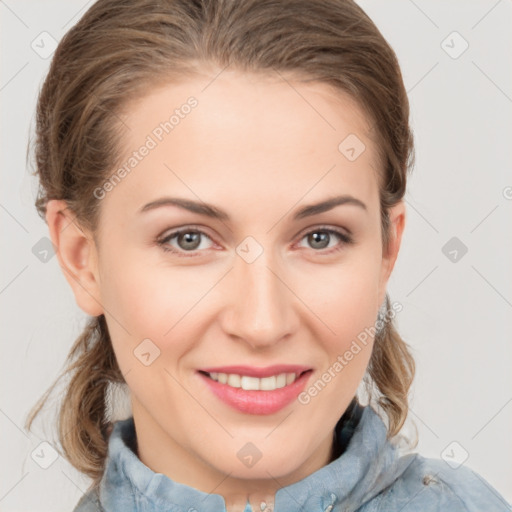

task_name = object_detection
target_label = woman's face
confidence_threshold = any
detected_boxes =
[50,69,405,495]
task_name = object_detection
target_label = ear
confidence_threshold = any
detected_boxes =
[377,200,406,306]
[45,199,104,316]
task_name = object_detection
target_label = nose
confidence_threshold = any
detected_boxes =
[220,249,298,350]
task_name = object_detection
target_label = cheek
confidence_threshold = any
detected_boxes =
[98,258,202,414]
[303,254,381,329]
[98,248,214,366]
[300,251,381,376]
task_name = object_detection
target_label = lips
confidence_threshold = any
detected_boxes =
[197,365,313,415]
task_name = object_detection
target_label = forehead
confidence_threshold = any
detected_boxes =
[105,70,380,220]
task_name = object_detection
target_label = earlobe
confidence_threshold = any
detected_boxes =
[45,200,104,316]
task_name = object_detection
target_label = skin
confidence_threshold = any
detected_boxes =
[46,69,405,512]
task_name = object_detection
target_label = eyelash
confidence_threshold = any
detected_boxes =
[156,225,354,258]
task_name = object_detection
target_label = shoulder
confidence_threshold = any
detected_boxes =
[72,488,104,512]
[368,453,510,512]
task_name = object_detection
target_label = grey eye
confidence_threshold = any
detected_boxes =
[176,231,202,251]
[306,231,332,250]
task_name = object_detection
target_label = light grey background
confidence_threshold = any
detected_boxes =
[1,1,511,510]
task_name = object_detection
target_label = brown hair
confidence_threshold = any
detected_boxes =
[26,0,415,489]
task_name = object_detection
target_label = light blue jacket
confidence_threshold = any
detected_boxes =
[73,405,510,511]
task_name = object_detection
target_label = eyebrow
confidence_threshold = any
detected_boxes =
[138,194,367,221]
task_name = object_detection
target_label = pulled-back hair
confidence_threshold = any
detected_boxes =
[26,0,415,489]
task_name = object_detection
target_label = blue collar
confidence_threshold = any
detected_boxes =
[98,405,415,512]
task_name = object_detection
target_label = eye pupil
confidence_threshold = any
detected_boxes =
[178,232,201,250]
[308,231,330,249]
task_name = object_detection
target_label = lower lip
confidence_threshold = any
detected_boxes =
[198,371,312,415]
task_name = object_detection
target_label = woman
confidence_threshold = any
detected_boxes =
[25,0,509,511]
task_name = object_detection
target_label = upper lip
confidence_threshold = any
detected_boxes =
[198,365,312,378]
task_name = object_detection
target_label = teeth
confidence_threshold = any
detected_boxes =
[227,374,241,388]
[208,372,300,390]
[241,376,260,390]
[259,376,276,390]
[276,374,286,388]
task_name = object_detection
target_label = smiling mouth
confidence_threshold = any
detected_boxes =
[198,370,311,391]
